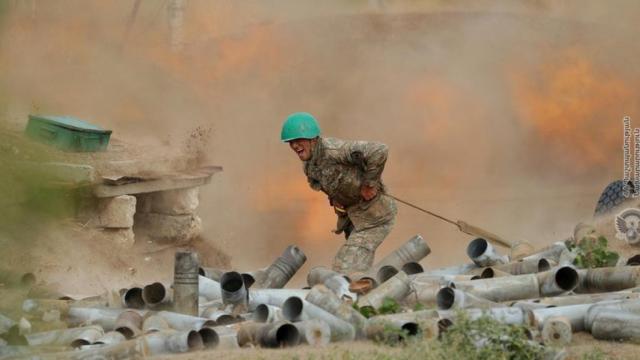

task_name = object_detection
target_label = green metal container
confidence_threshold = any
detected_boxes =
[25,115,112,152]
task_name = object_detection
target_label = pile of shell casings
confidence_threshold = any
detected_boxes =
[3,223,640,359]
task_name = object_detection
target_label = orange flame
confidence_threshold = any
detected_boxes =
[253,170,336,246]
[509,48,634,171]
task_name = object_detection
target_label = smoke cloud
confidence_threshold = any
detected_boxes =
[1,1,638,289]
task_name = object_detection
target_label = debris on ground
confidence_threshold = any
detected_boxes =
[2,219,640,359]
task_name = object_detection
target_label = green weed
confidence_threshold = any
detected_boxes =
[571,236,619,268]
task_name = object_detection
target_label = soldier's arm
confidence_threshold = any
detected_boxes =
[339,140,389,188]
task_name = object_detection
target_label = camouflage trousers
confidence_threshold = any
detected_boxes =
[331,219,395,274]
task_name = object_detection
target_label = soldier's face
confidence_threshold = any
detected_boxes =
[288,138,315,161]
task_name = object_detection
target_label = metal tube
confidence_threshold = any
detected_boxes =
[200,308,240,325]
[323,275,357,300]
[424,263,478,276]
[624,254,640,266]
[575,266,640,293]
[584,299,640,331]
[165,329,204,353]
[282,296,355,341]
[411,273,474,283]
[241,272,258,289]
[453,267,577,302]
[373,235,431,271]
[198,267,225,281]
[376,265,399,284]
[590,310,640,341]
[494,258,551,275]
[366,309,440,340]
[0,313,16,335]
[67,308,139,331]
[258,321,301,348]
[220,271,248,308]
[479,267,511,278]
[238,270,263,290]
[358,271,411,311]
[69,326,104,348]
[307,266,350,287]
[364,314,423,343]
[439,307,528,325]
[436,287,500,310]
[293,319,330,346]
[281,296,308,322]
[466,238,509,267]
[541,316,572,346]
[358,235,430,284]
[142,314,170,334]
[521,242,568,263]
[93,331,126,345]
[157,311,216,331]
[253,304,283,323]
[530,303,594,331]
[405,281,441,307]
[509,301,553,311]
[174,251,199,316]
[198,327,219,349]
[248,289,310,310]
[305,285,367,338]
[532,291,640,307]
[401,262,424,275]
[22,299,71,318]
[122,287,145,309]
[211,325,239,349]
[537,266,579,296]
[142,282,172,307]
[114,310,143,339]
[25,325,104,347]
[198,275,222,301]
[452,274,540,302]
[256,245,307,289]
[141,331,170,355]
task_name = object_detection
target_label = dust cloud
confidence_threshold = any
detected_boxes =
[1,1,639,288]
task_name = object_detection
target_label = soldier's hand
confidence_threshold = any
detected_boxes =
[360,184,377,201]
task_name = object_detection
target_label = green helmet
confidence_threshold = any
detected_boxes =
[280,112,321,142]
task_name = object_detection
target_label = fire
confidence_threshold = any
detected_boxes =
[509,48,634,171]
[405,77,476,142]
[253,170,336,245]
[401,76,490,193]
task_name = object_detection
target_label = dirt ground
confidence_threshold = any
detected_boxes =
[150,333,640,360]
[0,224,230,299]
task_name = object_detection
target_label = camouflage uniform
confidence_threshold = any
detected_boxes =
[303,137,397,274]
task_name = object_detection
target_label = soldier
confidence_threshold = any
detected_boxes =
[281,112,397,274]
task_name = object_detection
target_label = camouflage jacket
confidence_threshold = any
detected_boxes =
[303,137,397,231]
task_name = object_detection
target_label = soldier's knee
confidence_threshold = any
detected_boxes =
[332,244,375,274]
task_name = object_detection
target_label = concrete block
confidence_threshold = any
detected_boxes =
[150,187,200,215]
[96,195,136,228]
[41,162,96,184]
[102,228,135,248]
[135,194,153,214]
[134,213,202,244]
